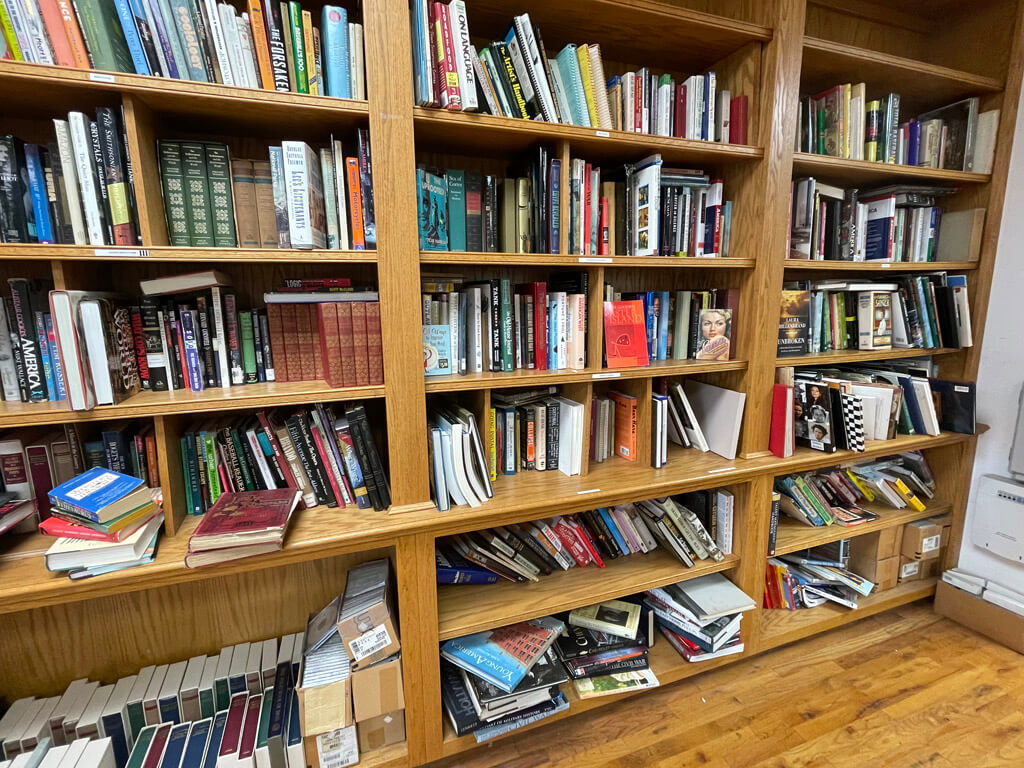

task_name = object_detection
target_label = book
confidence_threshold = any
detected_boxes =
[568,599,641,640]
[48,467,148,524]
[439,616,564,693]
[187,488,300,556]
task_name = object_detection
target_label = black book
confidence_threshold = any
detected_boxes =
[261,0,290,90]
[465,171,483,251]
[484,175,499,252]
[677,491,710,534]
[259,312,274,381]
[296,411,337,507]
[0,136,30,243]
[464,649,566,708]
[490,526,549,575]
[933,285,960,348]
[489,40,533,119]
[140,298,169,391]
[357,128,376,248]
[193,431,211,512]
[347,403,391,509]
[248,418,285,488]
[930,379,976,434]
[219,427,247,491]
[188,0,220,82]
[162,303,186,390]
[767,492,780,556]
[251,309,266,382]
[5,296,27,401]
[87,119,113,244]
[563,653,649,680]
[96,106,136,245]
[506,524,561,574]
[230,424,260,491]
[490,280,500,371]
[194,295,217,388]
[440,660,482,737]
[518,404,536,470]
[285,413,330,506]
[116,106,141,245]
[554,624,645,662]
[181,434,202,514]
[41,146,69,244]
[580,509,619,559]
[8,278,46,401]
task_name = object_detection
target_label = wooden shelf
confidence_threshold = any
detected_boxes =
[0,244,378,263]
[791,153,991,185]
[437,550,739,640]
[355,742,408,768]
[776,346,961,366]
[773,500,952,557]
[0,381,385,428]
[424,359,748,393]
[784,258,978,272]
[413,109,764,165]
[801,37,1003,115]
[421,251,756,269]
[758,577,939,650]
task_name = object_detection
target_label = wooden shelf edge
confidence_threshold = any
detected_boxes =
[783,259,979,272]
[791,152,991,184]
[0,245,378,263]
[776,347,962,366]
[420,252,755,268]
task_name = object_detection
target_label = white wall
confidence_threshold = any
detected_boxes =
[958,91,1024,587]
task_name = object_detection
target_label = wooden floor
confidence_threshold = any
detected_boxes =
[435,602,1024,768]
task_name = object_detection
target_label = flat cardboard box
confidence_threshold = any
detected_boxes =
[901,520,942,560]
[337,560,401,670]
[297,657,353,734]
[898,556,922,583]
[351,657,404,723]
[935,579,1024,654]
[357,711,405,752]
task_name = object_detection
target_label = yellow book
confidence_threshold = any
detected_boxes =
[845,469,876,502]
[576,44,599,128]
[843,83,851,158]
[302,10,318,95]
[0,3,23,61]
[892,477,926,512]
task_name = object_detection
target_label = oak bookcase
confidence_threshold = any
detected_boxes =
[0,1,1020,766]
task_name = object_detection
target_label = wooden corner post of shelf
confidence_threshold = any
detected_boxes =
[363,0,431,512]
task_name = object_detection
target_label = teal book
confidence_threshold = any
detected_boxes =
[423,325,451,376]
[439,616,564,693]
[417,168,448,250]
[239,311,258,383]
[446,169,466,252]
[499,278,513,372]
[555,44,589,127]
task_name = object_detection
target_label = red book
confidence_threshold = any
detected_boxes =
[531,281,547,370]
[129,306,149,388]
[433,2,462,110]
[142,724,172,768]
[550,516,591,567]
[599,196,610,255]
[219,694,248,761]
[568,515,605,568]
[281,304,302,382]
[38,510,158,542]
[673,82,685,138]
[730,95,748,145]
[602,300,649,368]
[634,73,643,132]
[769,383,794,458]
[296,305,316,381]
[188,488,300,553]
[238,694,263,760]
[284,278,352,288]
[350,302,370,386]
[24,444,55,521]
[610,391,638,461]
[266,304,287,382]
[317,303,344,387]
[365,302,384,385]
[54,0,90,67]
[427,2,442,106]
[336,303,356,387]
[36,0,76,66]
[255,411,304,507]
[308,422,343,507]
[175,314,190,390]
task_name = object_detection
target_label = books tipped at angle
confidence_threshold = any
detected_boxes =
[185,489,300,568]
[568,599,641,640]
[765,547,876,612]
[573,668,659,699]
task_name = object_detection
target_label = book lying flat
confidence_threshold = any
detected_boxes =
[44,515,163,572]
[440,617,565,693]
[188,490,301,553]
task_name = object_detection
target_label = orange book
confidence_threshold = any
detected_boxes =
[36,0,75,66]
[144,434,159,488]
[345,156,366,249]
[55,0,90,67]
[609,391,638,461]
[602,300,649,368]
[246,0,273,88]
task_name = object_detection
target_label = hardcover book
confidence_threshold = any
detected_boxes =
[48,466,147,523]
[778,286,810,357]
[417,168,448,250]
[603,300,648,368]
[568,599,641,640]
[187,488,300,553]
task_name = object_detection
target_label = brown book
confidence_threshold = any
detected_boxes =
[281,304,303,382]
[266,304,287,382]
[317,304,344,387]
[296,305,316,381]
[252,161,279,248]
[336,302,355,387]
[309,304,325,381]
[365,301,384,385]
[230,159,260,248]
[350,301,370,386]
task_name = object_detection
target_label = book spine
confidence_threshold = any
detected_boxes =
[113,0,152,74]
[261,0,289,90]
[205,143,236,246]
[96,107,136,245]
[180,308,204,390]
[239,310,258,384]
[34,312,56,401]
[224,293,244,385]
[67,113,105,245]
[432,2,460,109]
[8,281,44,402]
[157,140,190,246]
[286,0,306,92]
[182,142,214,247]
[345,156,365,248]
[321,5,350,98]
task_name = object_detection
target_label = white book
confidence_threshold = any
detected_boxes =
[198,655,220,719]
[290,632,302,669]
[434,419,466,507]
[715,89,731,142]
[55,739,89,768]
[214,646,234,707]
[281,141,327,249]
[229,643,251,695]
[78,739,114,768]
[244,428,276,489]
[682,380,744,460]
[631,155,662,255]
[554,396,584,476]
[78,299,117,406]
[445,419,480,507]
[244,644,263,695]
[953,285,973,346]
[99,676,135,758]
[670,382,709,452]
[44,514,161,572]
[715,489,734,554]
[276,634,295,669]
[142,666,167,727]
[236,15,261,88]
[218,4,246,87]
[16,0,53,64]
[67,113,105,245]
[672,572,755,620]
[51,120,87,244]
[202,0,235,85]
[179,656,208,723]
[2,0,38,62]
[0,299,20,402]
[37,745,68,768]
[548,57,572,125]
[319,148,341,249]
[348,23,364,99]
[1,699,36,758]
[705,71,716,140]
[47,681,87,747]
[448,1,477,111]
[911,378,940,436]
[983,587,1024,618]
[158,661,187,724]
[515,14,556,122]
[3,699,44,759]
[973,109,999,174]
[75,686,111,740]
[259,639,278,690]
[60,682,98,746]
[20,697,58,752]
[623,72,634,132]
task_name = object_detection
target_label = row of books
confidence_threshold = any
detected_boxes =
[603,286,738,366]
[0,111,139,245]
[159,132,375,250]
[798,89,997,173]
[764,547,875,611]
[788,180,980,263]
[410,4,747,144]
[487,387,586,480]
[1,0,366,98]
[180,403,390,516]
[417,150,556,254]
[0,737,114,768]
[777,275,973,358]
[770,362,976,457]
[772,451,935,531]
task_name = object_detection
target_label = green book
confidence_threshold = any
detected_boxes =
[181,142,214,247]
[446,169,466,251]
[201,431,221,503]
[499,277,513,372]
[71,0,135,73]
[158,141,190,246]
[204,143,236,247]
[198,685,215,719]
[180,437,195,516]
[229,428,257,491]
[125,724,157,768]
[794,476,832,524]
[240,311,258,383]
[214,672,230,712]
[255,685,274,754]
[288,1,308,94]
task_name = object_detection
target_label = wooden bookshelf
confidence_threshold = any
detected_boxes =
[0,0,1020,764]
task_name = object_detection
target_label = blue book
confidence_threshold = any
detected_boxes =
[410,0,431,104]
[160,723,191,768]
[285,691,301,756]
[321,6,351,98]
[702,72,713,140]
[200,712,227,768]
[43,315,66,401]
[549,158,560,253]
[417,169,449,250]
[166,0,207,82]
[547,300,559,369]
[909,120,921,165]
[34,312,56,400]
[49,466,145,523]
[446,170,467,251]
[181,718,211,768]
[897,375,928,434]
[914,277,935,347]
[114,0,153,75]
[423,325,452,376]
[555,45,589,127]
[102,424,132,475]
[644,291,656,360]
[597,507,630,556]
[23,145,53,243]
[436,548,500,584]
[142,0,179,79]
[265,664,291,768]
[439,616,565,693]
[656,291,670,360]
[101,693,133,768]
[179,310,203,391]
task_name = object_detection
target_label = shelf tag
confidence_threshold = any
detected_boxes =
[94,248,150,257]
[707,467,736,474]
[880,263,891,268]
[595,130,610,138]
[592,372,621,379]
[89,72,116,83]
[576,488,601,495]
[578,257,612,263]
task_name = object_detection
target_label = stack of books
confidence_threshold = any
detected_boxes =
[410,5,748,143]
[180,403,389,515]
[42,467,163,580]
[185,488,300,567]
[797,90,998,173]
[427,399,493,511]
[439,617,569,742]
[765,545,875,611]
[603,284,738,366]
[158,130,375,250]
[0,110,140,246]
[0,736,117,768]
[646,573,756,662]
[0,0,366,98]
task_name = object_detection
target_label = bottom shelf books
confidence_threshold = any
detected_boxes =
[765,545,876,611]
[439,574,756,742]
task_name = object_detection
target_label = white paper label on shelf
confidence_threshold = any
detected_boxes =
[316,727,359,768]
[348,625,392,662]
[579,257,612,263]
[922,534,941,553]
[596,130,610,138]
[576,488,600,495]
[88,72,116,83]
[94,248,149,257]
[592,372,620,379]
[708,467,737,474]
[880,263,891,268]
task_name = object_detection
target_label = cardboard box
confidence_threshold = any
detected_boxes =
[351,656,405,722]
[901,520,942,560]
[357,711,405,752]
[337,560,401,670]
[926,513,953,548]
[920,552,944,579]
[874,556,899,591]
[897,556,922,583]
[304,726,359,768]
[297,658,353,734]
[934,580,1024,654]
[850,529,902,580]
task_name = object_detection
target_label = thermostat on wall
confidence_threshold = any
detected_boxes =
[972,474,1024,563]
